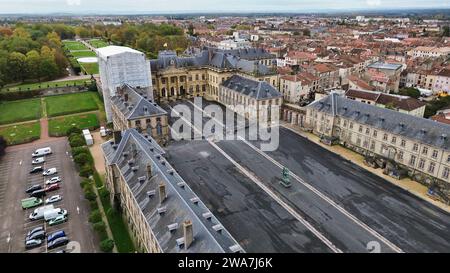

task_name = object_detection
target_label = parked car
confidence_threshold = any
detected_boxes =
[30,166,43,174]
[21,197,43,210]
[44,183,60,192]
[26,230,46,241]
[43,168,57,176]
[32,157,45,165]
[47,236,69,250]
[27,226,44,237]
[45,195,62,204]
[48,215,67,226]
[25,184,42,194]
[47,230,66,243]
[32,147,52,157]
[29,189,46,198]
[45,176,61,185]
[25,239,43,249]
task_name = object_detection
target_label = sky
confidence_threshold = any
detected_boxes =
[0,0,449,14]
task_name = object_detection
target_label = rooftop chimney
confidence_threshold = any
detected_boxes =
[183,220,193,250]
[159,182,167,204]
[146,163,153,178]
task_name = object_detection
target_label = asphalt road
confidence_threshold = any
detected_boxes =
[165,99,450,253]
[0,139,99,253]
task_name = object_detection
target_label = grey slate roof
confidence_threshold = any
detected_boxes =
[101,129,243,253]
[221,75,282,100]
[111,84,167,120]
[308,93,450,150]
[150,47,276,76]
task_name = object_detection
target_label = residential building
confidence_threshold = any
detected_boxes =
[365,62,403,92]
[409,46,450,59]
[345,89,426,117]
[279,74,312,103]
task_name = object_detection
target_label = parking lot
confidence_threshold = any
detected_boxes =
[0,138,98,253]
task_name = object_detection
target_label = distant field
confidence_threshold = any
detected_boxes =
[0,121,40,145]
[63,40,89,51]
[1,79,93,93]
[48,113,99,136]
[71,50,97,58]
[45,92,99,117]
[0,99,41,125]
[80,62,99,75]
[89,39,108,48]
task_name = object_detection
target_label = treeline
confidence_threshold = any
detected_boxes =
[73,23,190,58]
[0,24,71,88]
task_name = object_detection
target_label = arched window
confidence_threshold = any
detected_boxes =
[161,88,166,97]
[170,87,175,96]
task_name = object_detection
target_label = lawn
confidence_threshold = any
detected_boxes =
[1,79,93,93]
[63,40,89,51]
[89,39,109,48]
[97,176,135,253]
[48,113,99,136]
[45,92,99,117]
[0,122,40,145]
[80,62,99,75]
[0,99,41,124]
[71,50,97,58]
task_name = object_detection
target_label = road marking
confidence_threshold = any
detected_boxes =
[76,206,80,214]
[6,232,10,244]
[19,160,22,165]
[168,104,342,253]
[186,100,404,253]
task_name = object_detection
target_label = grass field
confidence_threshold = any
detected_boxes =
[45,92,99,117]
[63,40,89,51]
[71,50,97,58]
[98,175,135,253]
[0,99,41,125]
[89,39,108,48]
[80,62,99,75]
[1,79,93,93]
[48,113,99,136]
[0,122,40,145]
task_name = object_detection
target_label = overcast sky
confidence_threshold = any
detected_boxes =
[0,0,449,14]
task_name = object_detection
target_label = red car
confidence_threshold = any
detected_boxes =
[44,183,60,192]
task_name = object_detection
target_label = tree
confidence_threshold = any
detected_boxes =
[93,221,106,233]
[0,136,6,157]
[442,26,450,37]
[79,164,94,178]
[7,52,27,82]
[100,239,114,253]
[67,127,82,136]
[69,135,85,147]
[187,24,195,36]
[399,87,420,99]
[25,50,41,81]
[89,210,102,223]
[74,153,92,166]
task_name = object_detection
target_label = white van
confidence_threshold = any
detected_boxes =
[44,208,68,221]
[43,168,57,176]
[32,147,52,157]
[29,205,55,220]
